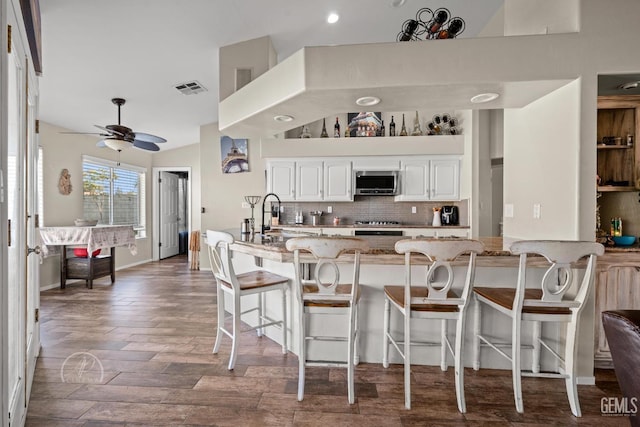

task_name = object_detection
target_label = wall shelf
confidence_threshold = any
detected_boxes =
[260,135,464,158]
[597,185,636,192]
[597,144,633,150]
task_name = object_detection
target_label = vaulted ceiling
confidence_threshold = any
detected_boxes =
[38,0,503,151]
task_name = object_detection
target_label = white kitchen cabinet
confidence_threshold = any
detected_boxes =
[323,228,354,236]
[267,161,296,201]
[324,160,353,201]
[403,228,436,238]
[403,228,469,238]
[396,157,460,201]
[296,160,324,201]
[399,160,430,200]
[430,158,460,201]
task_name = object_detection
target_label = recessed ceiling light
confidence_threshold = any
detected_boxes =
[619,81,640,90]
[391,0,406,7]
[327,13,339,24]
[470,93,500,103]
[356,96,381,106]
[274,115,294,122]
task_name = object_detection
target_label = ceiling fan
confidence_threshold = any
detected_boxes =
[91,98,167,152]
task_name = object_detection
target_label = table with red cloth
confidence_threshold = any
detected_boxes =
[39,225,137,289]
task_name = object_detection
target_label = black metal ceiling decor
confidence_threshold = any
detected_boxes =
[397,7,465,41]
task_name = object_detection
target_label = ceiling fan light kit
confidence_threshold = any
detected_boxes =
[94,98,167,152]
[104,138,132,152]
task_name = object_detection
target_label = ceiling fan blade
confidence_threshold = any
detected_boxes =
[59,131,105,135]
[133,132,167,144]
[133,139,160,151]
[94,124,125,137]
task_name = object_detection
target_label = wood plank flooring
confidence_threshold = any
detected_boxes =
[27,256,628,426]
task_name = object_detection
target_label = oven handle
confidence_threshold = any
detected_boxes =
[354,230,404,237]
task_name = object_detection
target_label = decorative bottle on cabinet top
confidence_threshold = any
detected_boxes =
[378,120,385,137]
[334,117,340,138]
[389,116,396,136]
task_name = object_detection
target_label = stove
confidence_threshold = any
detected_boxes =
[354,220,400,225]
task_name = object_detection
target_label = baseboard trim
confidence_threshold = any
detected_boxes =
[577,376,596,386]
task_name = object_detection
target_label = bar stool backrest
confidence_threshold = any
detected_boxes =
[509,240,605,314]
[394,238,485,304]
[205,230,237,291]
[285,236,369,303]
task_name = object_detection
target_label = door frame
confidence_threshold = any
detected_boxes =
[2,1,41,425]
[151,167,191,262]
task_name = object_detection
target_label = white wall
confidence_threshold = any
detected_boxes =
[39,121,154,288]
[199,122,269,268]
[504,0,580,35]
[218,35,276,101]
[476,110,493,237]
[489,109,504,159]
[503,79,581,240]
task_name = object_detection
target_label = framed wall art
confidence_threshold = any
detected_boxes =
[220,136,249,173]
[347,112,382,137]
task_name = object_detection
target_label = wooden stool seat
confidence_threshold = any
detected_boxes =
[384,286,460,312]
[474,287,572,315]
[221,270,290,291]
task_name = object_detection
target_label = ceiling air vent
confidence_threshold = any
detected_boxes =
[174,80,207,95]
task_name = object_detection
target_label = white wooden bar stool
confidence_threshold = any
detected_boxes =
[205,230,289,370]
[382,238,485,412]
[472,240,604,417]
[285,236,369,404]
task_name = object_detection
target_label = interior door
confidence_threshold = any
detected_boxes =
[6,5,40,424]
[25,50,41,403]
[7,22,27,424]
[159,171,179,259]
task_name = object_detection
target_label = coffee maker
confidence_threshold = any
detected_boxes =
[441,205,459,225]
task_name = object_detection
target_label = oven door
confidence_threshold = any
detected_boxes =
[354,230,404,236]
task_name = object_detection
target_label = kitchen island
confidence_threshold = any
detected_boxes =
[219,232,635,382]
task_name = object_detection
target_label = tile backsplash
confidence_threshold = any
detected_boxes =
[272,196,469,226]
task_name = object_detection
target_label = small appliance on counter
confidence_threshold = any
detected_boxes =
[441,205,459,226]
[432,207,442,227]
[310,211,323,226]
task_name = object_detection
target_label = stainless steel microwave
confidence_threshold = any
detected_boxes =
[354,170,399,196]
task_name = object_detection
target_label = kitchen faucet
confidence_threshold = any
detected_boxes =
[261,193,281,235]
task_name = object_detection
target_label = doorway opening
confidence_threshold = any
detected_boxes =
[152,167,191,262]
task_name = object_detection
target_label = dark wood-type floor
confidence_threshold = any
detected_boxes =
[26,255,629,426]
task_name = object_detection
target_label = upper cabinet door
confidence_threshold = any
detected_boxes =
[267,161,296,201]
[430,158,460,201]
[296,160,324,201]
[397,160,429,201]
[324,160,353,201]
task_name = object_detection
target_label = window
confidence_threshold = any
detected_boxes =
[82,155,146,237]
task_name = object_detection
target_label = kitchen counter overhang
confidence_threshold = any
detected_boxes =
[229,233,638,269]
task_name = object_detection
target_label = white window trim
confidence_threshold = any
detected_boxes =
[82,155,147,173]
